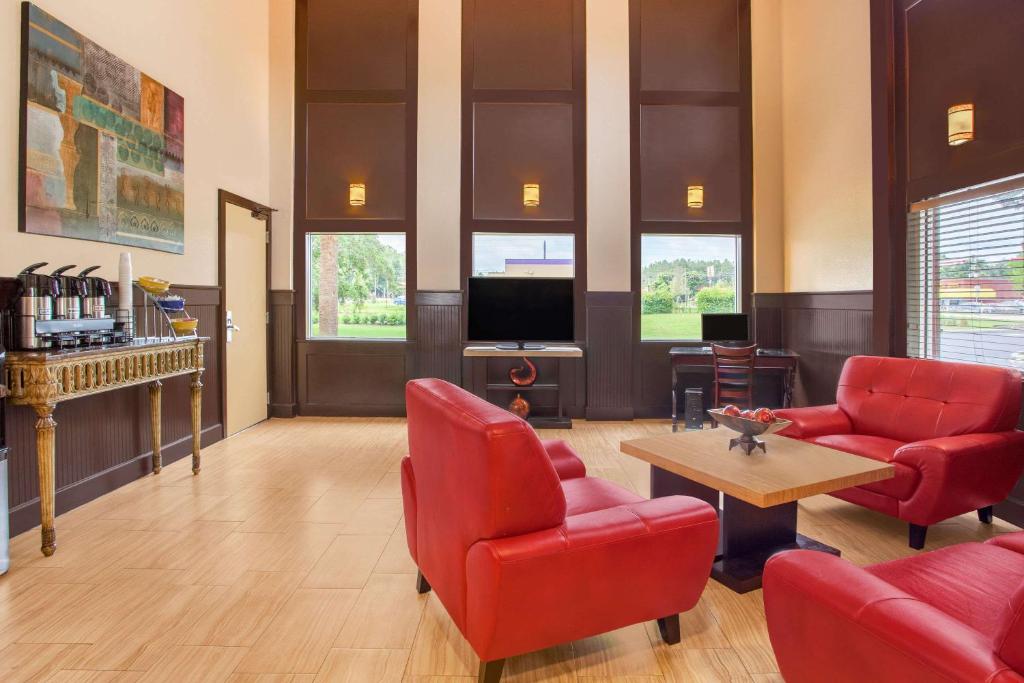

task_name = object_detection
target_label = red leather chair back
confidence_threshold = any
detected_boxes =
[994,582,1024,673]
[405,379,566,630]
[837,356,1022,443]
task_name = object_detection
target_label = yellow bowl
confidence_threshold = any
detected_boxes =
[139,276,171,294]
[170,318,198,335]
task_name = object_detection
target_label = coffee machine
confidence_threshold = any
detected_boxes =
[51,265,85,321]
[78,265,110,319]
[15,262,58,349]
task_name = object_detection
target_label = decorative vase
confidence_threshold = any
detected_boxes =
[508,357,538,386]
[508,394,530,418]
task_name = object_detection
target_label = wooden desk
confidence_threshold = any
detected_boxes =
[5,337,207,557]
[670,347,799,430]
[621,429,893,593]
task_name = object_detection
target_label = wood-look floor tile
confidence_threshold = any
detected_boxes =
[368,471,402,499]
[139,645,248,682]
[572,625,662,677]
[338,499,404,536]
[503,644,576,682]
[373,526,417,575]
[302,534,389,589]
[44,671,145,682]
[334,573,428,649]
[313,648,409,682]
[0,642,90,683]
[656,648,752,682]
[181,571,304,647]
[234,589,359,674]
[407,594,477,677]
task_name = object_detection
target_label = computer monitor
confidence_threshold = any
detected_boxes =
[701,313,749,343]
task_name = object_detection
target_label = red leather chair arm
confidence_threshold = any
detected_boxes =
[894,431,1024,525]
[774,404,852,439]
[464,496,718,661]
[764,551,1023,683]
[541,439,587,480]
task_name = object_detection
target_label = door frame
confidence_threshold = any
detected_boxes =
[218,189,274,433]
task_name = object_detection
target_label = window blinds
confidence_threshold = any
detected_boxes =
[907,175,1024,370]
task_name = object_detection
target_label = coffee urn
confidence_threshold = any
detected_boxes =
[0,342,8,575]
[78,266,111,319]
[51,265,85,320]
[16,262,58,349]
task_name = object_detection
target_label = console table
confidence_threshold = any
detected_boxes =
[4,337,207,557]
[463,345,582,429]
[670,347,799,431]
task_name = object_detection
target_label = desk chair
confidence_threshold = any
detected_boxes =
[711,344,758,426]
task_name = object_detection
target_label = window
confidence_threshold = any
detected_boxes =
[471,233,575,278]
[907,175,1024,370]
[640,234,740,340]
[306,233,406,340]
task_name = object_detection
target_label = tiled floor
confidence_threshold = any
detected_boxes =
[0,417,1016,681]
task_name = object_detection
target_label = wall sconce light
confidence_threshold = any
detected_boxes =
[524,183,540,206]
[687,185,704,209]
[948,104,975,146]
[349,183,366,206]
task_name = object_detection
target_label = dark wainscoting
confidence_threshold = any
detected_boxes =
[2,283,223,537]
[270,290,296,417]
[296,341,410,416]
[414,290,462,384]
[585,292,633,420]
[753,291,873,407]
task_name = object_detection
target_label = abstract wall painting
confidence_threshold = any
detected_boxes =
[19,2,185,254]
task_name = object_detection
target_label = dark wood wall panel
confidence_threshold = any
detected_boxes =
[640,104,742,222]
[472,103,575,221]
[585,293,633,420]
[306,0,409,91]
[905,0,1024,200]
[639,0,740,92]
[305,103,407,220]
[297,342,409,415]
[270,290,296,417]
[414,291,462,384]
[4,284,223,537]
[470,0,575,91]
[753,292,873,407]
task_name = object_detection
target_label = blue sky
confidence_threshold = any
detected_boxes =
[640,234,739,268]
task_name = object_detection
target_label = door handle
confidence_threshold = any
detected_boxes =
[226,310,240,343]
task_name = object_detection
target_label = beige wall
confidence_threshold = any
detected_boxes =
[586,0,631,292]
[780,0,874,292]
[416,0,462,291]
[268,0,295,290]
[0,0,272,286]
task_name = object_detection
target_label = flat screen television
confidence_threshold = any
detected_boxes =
[701,313,749,343]
[467,277,574,349]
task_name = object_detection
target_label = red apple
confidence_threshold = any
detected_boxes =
[722,404,741,417]
[753,407,775,424]
[739,410,755,420]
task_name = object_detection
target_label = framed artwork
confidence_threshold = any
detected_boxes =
[19,2,185,254]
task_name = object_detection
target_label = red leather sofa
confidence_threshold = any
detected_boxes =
[776,356,1024,548]
[763,533,1024,682]
[401,379,719,681]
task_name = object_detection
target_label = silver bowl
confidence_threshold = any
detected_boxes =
[707,409,792,455]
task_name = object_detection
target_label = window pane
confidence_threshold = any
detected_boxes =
[472,233,574,277]
[307,233,406,339]
[640,234,740,340]
[907,175,1024,370]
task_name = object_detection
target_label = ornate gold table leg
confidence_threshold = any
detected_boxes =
[34,403,57,557]
[190,370,203,475]
[149,380,163,474]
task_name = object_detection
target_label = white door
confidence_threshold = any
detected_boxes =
[225,202,268,435]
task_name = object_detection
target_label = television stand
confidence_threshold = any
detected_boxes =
[494,342,547,351]
[463,345,583,429]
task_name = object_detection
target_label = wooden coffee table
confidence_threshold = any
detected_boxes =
[620,429,894,593]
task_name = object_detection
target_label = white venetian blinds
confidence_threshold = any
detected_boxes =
[907,175,1024,370]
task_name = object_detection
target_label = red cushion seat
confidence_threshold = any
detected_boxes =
[562,476,644,517]
[807,434,919,500]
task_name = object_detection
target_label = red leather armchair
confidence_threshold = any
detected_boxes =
[763,533,1024,682]
[776,356,1024,548]
[402,379,719,681]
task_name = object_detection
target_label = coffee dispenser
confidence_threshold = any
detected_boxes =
[51,265,85,320]
[78,265,111,319]
[15,262,58,349]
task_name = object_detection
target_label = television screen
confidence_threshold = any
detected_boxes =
[467,277,574,343]
[701,313,749,343]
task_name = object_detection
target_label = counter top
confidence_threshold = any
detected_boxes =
[7,336,210,362]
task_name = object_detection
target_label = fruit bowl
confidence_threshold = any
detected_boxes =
[139,276,171,295]
[170,317,199,335]
[707,408,792,455]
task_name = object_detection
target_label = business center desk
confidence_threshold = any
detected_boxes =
[670,347,799,430]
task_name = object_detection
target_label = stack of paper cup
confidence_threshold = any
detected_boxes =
[118,252,133,337]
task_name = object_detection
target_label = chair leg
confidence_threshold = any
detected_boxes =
[416,570,431,594]
[478,658,505,683]
[979,506,994,524]
[908,523,928,550]
[657,614,681,645]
